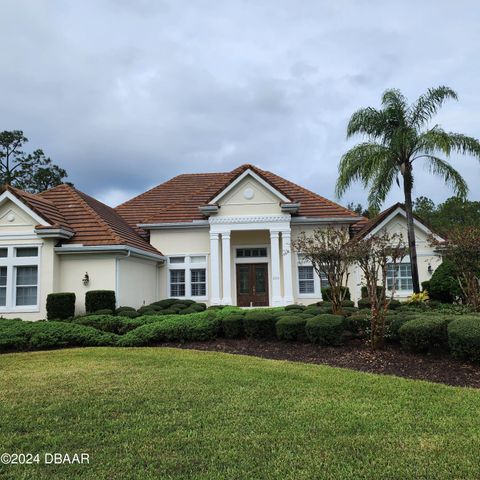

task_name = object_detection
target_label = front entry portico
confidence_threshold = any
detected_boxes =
[209,214,294,306]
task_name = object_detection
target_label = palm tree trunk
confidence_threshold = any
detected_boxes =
[402,168,421,293]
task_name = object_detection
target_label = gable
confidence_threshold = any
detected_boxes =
[378,214,429,243]
[216,175,283,216]
[0,199,41,233]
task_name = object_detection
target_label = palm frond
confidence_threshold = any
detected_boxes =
[422,155,469,199]
[366,162,398,210]
[417,128,480,159]
[346,107,387,139]
[335,143,394,197]
[409,86,458,128]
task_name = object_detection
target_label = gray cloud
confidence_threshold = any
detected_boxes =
[1,0,479,207]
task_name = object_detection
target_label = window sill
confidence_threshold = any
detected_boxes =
[0,307,40,314]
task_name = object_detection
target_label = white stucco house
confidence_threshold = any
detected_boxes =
[0,164,442,320]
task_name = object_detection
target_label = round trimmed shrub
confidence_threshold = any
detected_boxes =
[398,317,449,353]
[116,306,136,314]
[341,300,355,308]
[388,299,402,310]
[344,313,370,336]
[243,311,277,339]
[94,308,114,315]
[448,316,480,362]
[221,314,244,338]
[276,316,307,341]
[85,290,116,314]
[285,304,306,311]
[305,315,345,345]
[117,310,140,319]
[357,298,371,309]
[152,298,178,308]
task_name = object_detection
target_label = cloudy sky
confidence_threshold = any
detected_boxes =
[1,0,479,208]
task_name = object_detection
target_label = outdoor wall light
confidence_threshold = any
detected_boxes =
[82,272,90,286]
[427,264,433,275]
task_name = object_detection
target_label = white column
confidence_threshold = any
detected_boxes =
[281,230,294,305]
[221,232,232,305]
[210,233,221,304]
[270,230,282,306]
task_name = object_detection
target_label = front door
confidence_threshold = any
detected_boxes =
[236,263,269,306]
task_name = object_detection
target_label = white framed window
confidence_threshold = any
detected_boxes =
[387,262,413,291]
[168,255,208,299]
[297,254,329,297]
[0,245,41,311]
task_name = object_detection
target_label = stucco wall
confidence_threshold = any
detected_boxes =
[58,254,117,315]
[117,256,160,308]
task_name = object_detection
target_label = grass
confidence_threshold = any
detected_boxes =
[0,348,480,479]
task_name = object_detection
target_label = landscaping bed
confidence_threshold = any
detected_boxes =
[163,337,480,388]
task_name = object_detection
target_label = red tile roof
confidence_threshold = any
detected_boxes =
[37,185,161,255]
[1,184,160,255]
[116,164,360,230]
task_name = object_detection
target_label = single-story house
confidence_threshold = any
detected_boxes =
[0,164,442,319]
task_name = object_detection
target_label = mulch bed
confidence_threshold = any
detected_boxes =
[163,338,480,388]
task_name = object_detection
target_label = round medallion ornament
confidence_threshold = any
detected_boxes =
[243,187,255,200]
[6,212,15,222]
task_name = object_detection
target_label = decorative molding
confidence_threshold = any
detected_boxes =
[209,214,291,225]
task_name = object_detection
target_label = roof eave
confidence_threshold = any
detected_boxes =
[54,244,165,262]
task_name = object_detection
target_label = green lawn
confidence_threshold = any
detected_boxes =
[1,348,480,479]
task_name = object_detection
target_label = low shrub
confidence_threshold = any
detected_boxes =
[116,306,136,314]
[344,313,370,337]
[448,316,480,363]
[118,312,219,346]
[341,300,355,308]
[357,298,371,309]
[321,287,350,301]
[0,320,116,352]
[116,310,140,318]
[221,314,244,338]
[71,315,126,334]
[399,317,449,353]
[388,299,402,310]
[152,298,178,309]
[285,304,306,311]
[429,259,462,303]
[86,290,116,314]
[387,314,417,341]
[305,315,345,345]
[243,311,277,339]
[276,316,307,341]
[94,309,114,315]
[46,292,76,320]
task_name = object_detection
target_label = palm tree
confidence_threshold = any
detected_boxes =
[336,86,480,293]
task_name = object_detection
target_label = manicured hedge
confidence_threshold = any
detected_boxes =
[399,317,449,353]
[448,316,480,363]
[321,287,350,301]
[285,304,306,311]
[305,315,344,346]
[118,312,219,346]
[343,313,370,337]
[276,316,307,341]
[221,314,244,338]
[86,290,116,314]
[0,320,117,352]
[46,292,76,320]
[243,311,277,339]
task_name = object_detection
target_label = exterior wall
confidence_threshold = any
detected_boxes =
[117,256,160,308]
[58,254,117,315]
